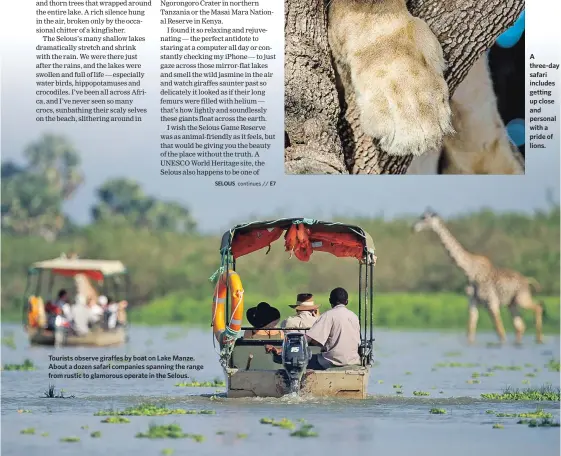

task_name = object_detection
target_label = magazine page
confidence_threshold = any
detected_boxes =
[1,0,559,455]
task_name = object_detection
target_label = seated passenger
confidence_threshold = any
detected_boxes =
[87,296,105,327]
[69,294,92,336]
[101,296,118,329]
[305,287,361,370]
[243,302,284,339]
[46,289,72,330]
[116,300,128,327]
[280,293,320,333]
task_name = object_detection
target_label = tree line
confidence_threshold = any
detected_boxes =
[1,134,197,241]
[1,134,559,319]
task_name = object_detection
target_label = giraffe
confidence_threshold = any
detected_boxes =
[73,274,99,304]
[413,210,544,345]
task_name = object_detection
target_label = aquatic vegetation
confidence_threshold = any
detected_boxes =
[494,408,553,419]
[481,385,561,401]
[175,378,226,387]
[429,408,446,414]
[434,362,479,368]
[101,416,130,423]
[216,431,225,435]
[43,384,75,399]
[81,425,89,429]
[518,418,560,428]
[290,423,318,438]
[136,423,204,441]
[190,434,205,442]
[1,333,16,349]
[41,432,49,437]
[525,373,536,378]
[481,372,494,377]
[485,410,495,414]
[20,428,35,435]
[94,404,215,416]
[443,351,462,357]
[490,365,523,371]
[471,372,480,378]
[404,371,412,375]
[377,380,384,384]
[492,424,504,429]
[392,384,402,389]
[524,363,534,368]
[91,431,101,438]
[413,391,430,396]
[546,359,560,372]
[260,417,296,430]
[3,359,35,371]
[395,390,403,395]
[161,450,174,456]
[522,380,530,385]
[236,433,248,439]
[60,437,80,442]
[466,379,480,384]
[17,409,31,413]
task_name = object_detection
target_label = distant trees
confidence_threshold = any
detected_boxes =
[1,134,83,241]
[90,178,196,233]
[1,134,197,239]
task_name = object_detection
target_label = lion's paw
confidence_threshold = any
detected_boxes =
[331,8,454,156]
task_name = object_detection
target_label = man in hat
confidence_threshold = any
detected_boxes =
[280,293,320,333]
[243,302,283,339]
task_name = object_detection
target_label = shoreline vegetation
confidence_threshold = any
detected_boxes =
[2,206,559,332]
[3,291,559,333]
[132,292,560,332]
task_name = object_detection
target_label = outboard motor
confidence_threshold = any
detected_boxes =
[281,333,311,393]
[358,340,373,367]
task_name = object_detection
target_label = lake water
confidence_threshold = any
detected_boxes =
[1,323,560,456]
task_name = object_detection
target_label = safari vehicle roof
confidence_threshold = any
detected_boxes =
[219,217,375,261]
[29,258,127,279]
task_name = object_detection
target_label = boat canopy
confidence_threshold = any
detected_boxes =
[219,218,375,263]
[29,258,127,281]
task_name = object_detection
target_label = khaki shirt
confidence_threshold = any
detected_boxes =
[306,305,360,368]
[281,311,318,333]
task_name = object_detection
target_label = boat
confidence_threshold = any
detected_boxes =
[211,218,376,398]
[23,255,130,347]
[27,326,127,347]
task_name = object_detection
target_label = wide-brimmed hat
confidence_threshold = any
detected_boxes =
[289,293,319,311]
[246,302,281,328]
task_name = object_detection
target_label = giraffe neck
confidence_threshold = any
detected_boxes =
[432,222,475,278]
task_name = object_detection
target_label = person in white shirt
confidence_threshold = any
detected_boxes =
[280,293,320,333]
[87,296,105,326]
[70,294,91,336]
[53,289,72,320]
[105,297,120,329]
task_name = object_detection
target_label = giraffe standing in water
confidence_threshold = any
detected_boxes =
[413,210,544,344]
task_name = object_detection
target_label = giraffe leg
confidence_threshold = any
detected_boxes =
[508,303,525,345]
[514,290,543,344]
[467,298,479,344]
[487,298,507,343]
